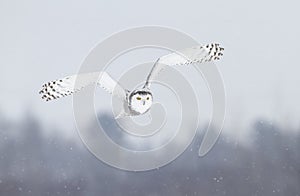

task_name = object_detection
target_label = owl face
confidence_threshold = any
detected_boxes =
[128,90,153,114]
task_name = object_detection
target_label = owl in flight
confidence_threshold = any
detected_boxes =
[39,43,224,118]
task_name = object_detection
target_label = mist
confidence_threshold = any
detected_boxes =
[1,0,300,195]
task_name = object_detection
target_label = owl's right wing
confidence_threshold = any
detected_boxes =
[143,43,224,88]
[39,72,127,101]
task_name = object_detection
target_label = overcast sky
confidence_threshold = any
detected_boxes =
[1,0,300,135]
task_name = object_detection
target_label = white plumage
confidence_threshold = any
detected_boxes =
[144,43,223,88]
[39,43,224,118]
[39,72,126,101]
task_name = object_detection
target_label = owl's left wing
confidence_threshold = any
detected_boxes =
[39,72,127,101]
[143,43,224,88]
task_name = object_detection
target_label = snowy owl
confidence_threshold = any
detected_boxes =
[39,43,224,118]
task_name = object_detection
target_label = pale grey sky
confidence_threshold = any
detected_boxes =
[1,0,300,134]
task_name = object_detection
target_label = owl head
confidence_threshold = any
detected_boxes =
[128,89,153,114]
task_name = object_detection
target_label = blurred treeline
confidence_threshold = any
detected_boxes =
[0,112,299,196]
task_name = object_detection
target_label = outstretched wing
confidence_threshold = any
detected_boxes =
[144,43,224,88]
[39,72,127,101]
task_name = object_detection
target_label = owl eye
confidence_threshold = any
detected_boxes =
[146,97,150,100]
[136,97,141,100]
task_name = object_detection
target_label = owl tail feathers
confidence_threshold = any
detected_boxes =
[115,111,130,119]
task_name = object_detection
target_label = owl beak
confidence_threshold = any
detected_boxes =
[142,100,146,105]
